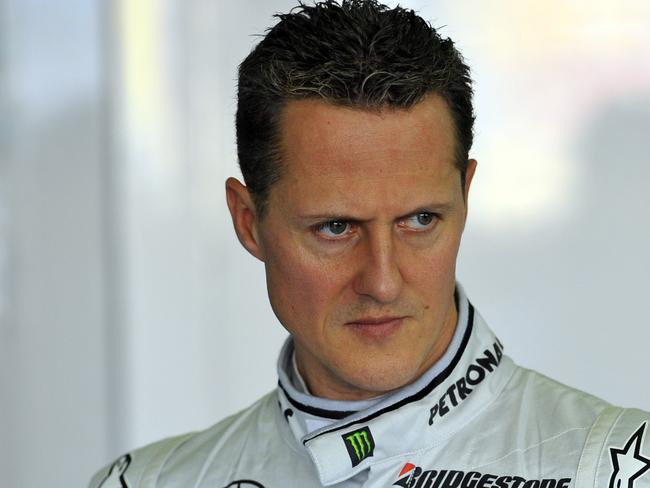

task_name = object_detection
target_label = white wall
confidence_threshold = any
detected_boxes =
[0,1,111,487]
[427,0,650,409]
[1,1,648,487]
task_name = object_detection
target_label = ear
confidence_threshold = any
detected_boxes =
[225,177,265,261]
[462,159,478,222]
[464,159,477,199]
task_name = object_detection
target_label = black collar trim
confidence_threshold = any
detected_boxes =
[278,382,357,420]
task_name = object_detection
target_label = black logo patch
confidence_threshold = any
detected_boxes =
[342,426,375,467]
[610,422,650,488]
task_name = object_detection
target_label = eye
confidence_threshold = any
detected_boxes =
[401,212,438,231]
[316,221,351,239]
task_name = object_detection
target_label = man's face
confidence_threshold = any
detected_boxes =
[230,95,475,400]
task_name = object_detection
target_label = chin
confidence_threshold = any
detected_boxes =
[342,362,421,397]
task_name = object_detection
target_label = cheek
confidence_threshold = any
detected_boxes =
[263,239,350,327]
[402,229,461,291]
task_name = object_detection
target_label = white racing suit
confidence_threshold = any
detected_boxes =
[90,287,650,488]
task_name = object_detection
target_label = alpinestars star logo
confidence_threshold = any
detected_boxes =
[610,422,650,488]
[342,426,375,467]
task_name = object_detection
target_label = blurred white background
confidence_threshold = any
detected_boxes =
[0,1,648,486]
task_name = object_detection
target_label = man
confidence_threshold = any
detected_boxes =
[90,1,650,487]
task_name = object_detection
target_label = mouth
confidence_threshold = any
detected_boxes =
[346,316,407,338]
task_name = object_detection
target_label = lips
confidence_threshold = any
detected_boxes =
[346,316,407,338]
[350,316,405,325]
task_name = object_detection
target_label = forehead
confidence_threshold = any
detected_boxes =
[267,96,462,218]
[278,96,457,182]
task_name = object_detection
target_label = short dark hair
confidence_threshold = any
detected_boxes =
[236,0,475,216]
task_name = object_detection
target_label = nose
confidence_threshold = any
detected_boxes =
[353,227,404,304]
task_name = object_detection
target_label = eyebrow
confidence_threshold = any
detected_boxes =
[297,202,456,223]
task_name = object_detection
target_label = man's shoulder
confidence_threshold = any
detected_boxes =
[88,432,196,488]
[502,364,650,486]
[575,405,650,488]
[88,390,279,488]
[506,365,612,424]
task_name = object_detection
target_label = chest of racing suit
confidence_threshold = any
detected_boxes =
[90,289,650,488]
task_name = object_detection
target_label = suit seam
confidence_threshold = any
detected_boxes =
[471,427,590,470]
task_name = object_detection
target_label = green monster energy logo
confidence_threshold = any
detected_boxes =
[342,426,375,467]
